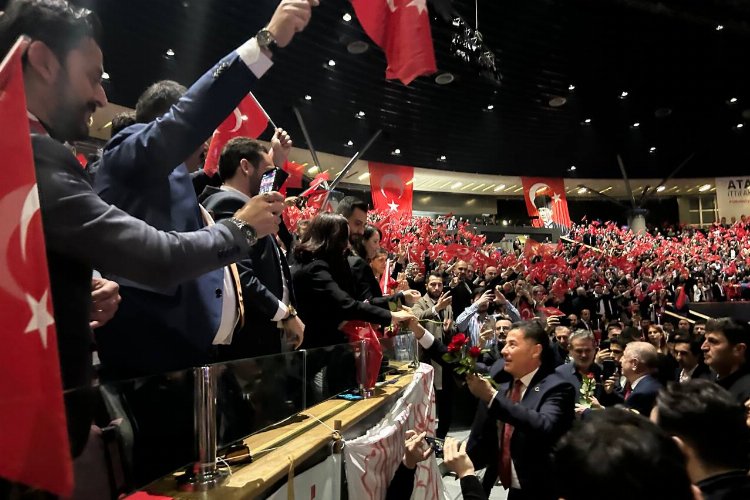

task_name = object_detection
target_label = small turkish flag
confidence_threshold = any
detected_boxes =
[369,162,413,214]
[203,92,269,176]
[0,39,73,496]
[352,0,437,85]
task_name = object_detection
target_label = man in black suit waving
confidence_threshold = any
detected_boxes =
[414,320,575,499]
[201,135,304,357]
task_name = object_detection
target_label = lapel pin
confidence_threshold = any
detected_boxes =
[534,386,540,392]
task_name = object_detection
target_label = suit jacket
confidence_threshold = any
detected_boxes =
[93,50,260,379]
[201,186,295,357]
[674,363,713,383]
[554,362,605,405]
[31,135,250,456]
[412,294,455,388]
[421,339,574,499]
[608,374,662,416]
[292,259,392,349]
[712,283,728,302]
[716,365,750,403]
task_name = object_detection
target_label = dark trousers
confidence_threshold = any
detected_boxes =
[508,488,532,500]
[435,382,453,439]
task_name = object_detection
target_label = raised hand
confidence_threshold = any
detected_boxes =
[265,0,319,49]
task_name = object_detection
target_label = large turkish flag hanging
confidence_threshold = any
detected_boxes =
[369,162,414,214]
[0,39,73,496]
[520,177,571,231]
[203,92,269,176]
[351,0,437,85]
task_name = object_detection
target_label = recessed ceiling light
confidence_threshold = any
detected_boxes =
[569,165,576,171]
[357,172,370,181]
[729,97,738,103]
[656,186,666,192]
[737,123,745,129]
[649,146,657,153]
[102,72,110,80]
[165,48,175,57]
[356,110,365,118]
[345,140,354,147]
[577,187,587,194]
[435,72,455,85]
[699,184,711,192]
[716,24,724,31]
[451,182,463,189]
[486,104,494,110]
[347,41,369,55]
[328,59,336,67]
[568,84,576,91]
[494,184,506,192]
[631,122,640,128]
[583,118,592,124]
[392,148,401,155]
[502,220,508,226]
[343,12,352,22]
[620,91,629,99]
[438,155,447,161]
[304,95,312,101]
[549,96,567,107]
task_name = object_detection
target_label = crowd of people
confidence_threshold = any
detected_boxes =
[2,0,750,499]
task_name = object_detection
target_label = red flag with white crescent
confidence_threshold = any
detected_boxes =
[203,93,269,176]
[0,39,73,496]
[368,162,413,214]
[521,177,571,230]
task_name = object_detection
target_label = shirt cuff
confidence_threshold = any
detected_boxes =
[236,37,273,79]
[418,331,435,349]
[271,300,289,322]
[486,389,498,408]
[431,306,438,317]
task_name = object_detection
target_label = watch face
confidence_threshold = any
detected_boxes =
[258,30,274,47]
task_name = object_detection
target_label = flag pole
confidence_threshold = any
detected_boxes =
[328,129,382,191]
[292,106,325,187]
[248,92,278,131]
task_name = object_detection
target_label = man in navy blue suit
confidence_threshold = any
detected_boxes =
[93,0,319,379]
[602,341,662,416]
[414,320,575,500]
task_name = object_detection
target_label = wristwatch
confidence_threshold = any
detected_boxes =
[228,217,258,247]
[282,305,298,322]
[256,28,277,53]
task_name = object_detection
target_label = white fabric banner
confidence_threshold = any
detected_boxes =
[344,363,446,500]
[715,176,750,221]
[266,454,342,500]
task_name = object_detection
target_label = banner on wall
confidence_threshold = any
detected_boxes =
[369,162,414,214]
[520,177,571,232]
[715,177,750,222]
[344,363,445,500]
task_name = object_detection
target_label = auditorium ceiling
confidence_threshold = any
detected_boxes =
[29,0,750,179]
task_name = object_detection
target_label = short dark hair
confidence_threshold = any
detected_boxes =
[512,320,555,371]
[706,317,750,347]
[335,196,368,219]
[656,380,749,471]
[294,213,350,264]
[110,111,136,137]
[672,335,702,357]
[135,80,187,123]
[218,137,267,181]
[0,0,101,65]
[427,272,443,282]
[553,409,694,500]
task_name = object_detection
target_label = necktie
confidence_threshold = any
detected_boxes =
[623,382,632,400]
[499,380,523,489]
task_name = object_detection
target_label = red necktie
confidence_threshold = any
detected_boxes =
[499,379,523,489]
[624,382,632,400]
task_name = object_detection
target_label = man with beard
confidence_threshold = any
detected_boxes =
[412,272,456,438]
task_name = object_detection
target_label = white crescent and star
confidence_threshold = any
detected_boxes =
[378,173,405,211]
[527,182,561,207]
[406,0,428,15]
[228,108,244,133]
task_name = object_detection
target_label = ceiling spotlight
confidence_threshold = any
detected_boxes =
[569,165,576,171]
[304,95,312,101]
[357,172,370,181]
[392,148,401,155]
[435,72,455,85]
[583,118,592,124]
[620,91,629,99]
[347,40,369,54]
[438,155,447,161]
[716,24,724,31]
[343,12,352,22]
[327,59,336,67]
[502,220,509,226]
[729,97,738,103]
[451,182,463,189]
[549,96,567,108]
[656,186,666,192]
[737,123,745,129]
[568,84,576,91]
[494,184,506,192]
[356,110,366,118]
[631,122,640,128]
[486,104,494,110]
[345,140,354,147]
[649,146,657,153]
[577,187,587,194]
[699,184,712,192]
[165,48,175,57]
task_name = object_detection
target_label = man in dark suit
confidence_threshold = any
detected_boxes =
[554,330,605,413]
[201,136,304,358]
[702,317,750,404]
[673,335,713,383]
[92,2,316,379]
[712,280,728,302]
[602,341,662,416]
[0,0,304,461]
[414,320,575,499]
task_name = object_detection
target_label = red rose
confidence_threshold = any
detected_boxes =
[468,346,482,358]
[586,372,595,379]
[452,334,467,346]
[447,343,461,354]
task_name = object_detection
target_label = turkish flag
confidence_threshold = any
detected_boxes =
[351,0,437,85]
[203,92,269,176]
[282,160,305,190]
[301,172,331,210]
[521,177,572,230]
[0,39,73,496]
[368,162,413,214]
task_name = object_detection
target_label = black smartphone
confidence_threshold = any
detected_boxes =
[424,436,445,458]
[600,339,611,350]
[557,315,570,327]
[602,359,617,380]
[259,167,289,194]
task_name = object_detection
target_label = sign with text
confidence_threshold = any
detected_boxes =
[715,177,750,221]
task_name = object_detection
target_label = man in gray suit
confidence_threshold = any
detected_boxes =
[0,0,316,457]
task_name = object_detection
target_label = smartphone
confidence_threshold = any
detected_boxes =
[424,436,445,458]
[602,359,617,380]
[259,167,289,194]
[600,339,611,350]
[557,315,570,327]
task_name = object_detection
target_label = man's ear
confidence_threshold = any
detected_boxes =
[25,40,61,84]
[239,158,251,176]
[734,342,747,358]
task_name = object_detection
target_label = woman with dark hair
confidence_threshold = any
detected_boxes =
[353,224,382,261]
[647,324,679,385]
[292,214,414,397]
